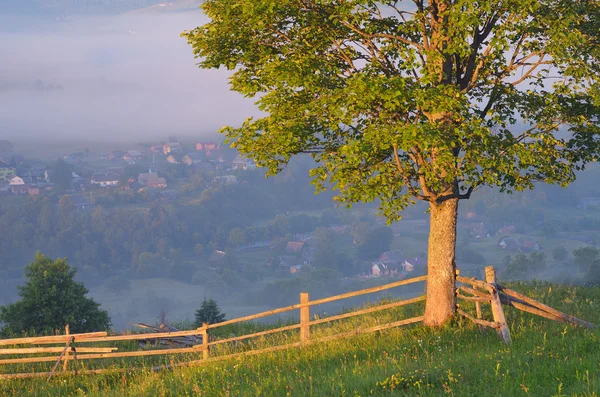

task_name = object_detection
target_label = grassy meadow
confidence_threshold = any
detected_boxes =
[1,282,599,396]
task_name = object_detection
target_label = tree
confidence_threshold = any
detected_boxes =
[573,247,600,274]
[312,227,337,268]
[0,140,13,153]
[195,243,205,257]
[185,1,600,326]
[0,253,111,336]
[50,158,73,192]
[228,228,247,247]
[552,246,569,264]
[194,298,226,326]
[356,226,393,260]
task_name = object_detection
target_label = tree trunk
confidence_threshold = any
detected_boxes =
[423,198,458,326]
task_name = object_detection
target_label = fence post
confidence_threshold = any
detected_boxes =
[62,324,70,371]
[300,292,310,344]
[200,323,209,359]
[485,266,511,344]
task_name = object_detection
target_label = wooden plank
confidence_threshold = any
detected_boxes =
[308,276,427,307]
[456,293,489,303]
[205,275,427,330]
[457,286,490,299]
[36,330,204,344]
[0,347,117,355]
[0,332,108,346]
[501,297,564,322]
[300,293,310,344]
[457,309,500,329]
[310,295,426,326]
[47,336,73,382]
[497,285,596,328]
[456,276,494,293]
[0,346,206,365]
[63,325,70,372]
[485,267,511,344]
[318,316,425,343]
[200,324,209,360]
[200,324,301,348]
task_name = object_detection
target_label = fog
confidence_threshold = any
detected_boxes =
[0,11,258,141]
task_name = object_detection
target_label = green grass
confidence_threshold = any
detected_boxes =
[1,282,599,396]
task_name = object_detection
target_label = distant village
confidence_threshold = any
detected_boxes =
[0,139,256,208]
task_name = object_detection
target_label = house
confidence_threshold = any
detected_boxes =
[11,184,29,195]
[497,225,517,235]
[27,186,41,196]
[208,250,227,267]
[371,262,400,277]
[213,175,238,185]
[232,155,256,171]
[9,176,25,186]
[90,173,120,187]
[286,241,307,254]
[27,168,46,182]
[108,151,125,161]
[106,167,126,176]
[196,141,218,152]
[166,154,180,164]
[290,265,303,274]
[0,161,16,182]
[498,237,521,251]
[62,194,91,210]
[123,150,143,163]
[163,142,182,155]
[403,257,427,273]
[469,223,490,239]
[149,145,162,153]
[138,172,167,188]
[520,239,541,252]
[183,153,203,166]
[377,250,405,264]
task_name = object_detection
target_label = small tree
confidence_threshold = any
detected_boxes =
[194,298,226,326]
[0,253,111,336]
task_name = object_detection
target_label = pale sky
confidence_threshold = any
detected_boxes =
[0,12,258,141]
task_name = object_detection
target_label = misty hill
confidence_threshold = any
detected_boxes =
[1,0,201,16]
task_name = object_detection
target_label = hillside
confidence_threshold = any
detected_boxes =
[0,282,598,396]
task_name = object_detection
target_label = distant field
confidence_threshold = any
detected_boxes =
[89,278,269,331]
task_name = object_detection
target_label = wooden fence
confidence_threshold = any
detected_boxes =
[455,266,596,345]
[0,275,428,380]
[1,266,594,380]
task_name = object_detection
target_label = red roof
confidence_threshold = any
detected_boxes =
[286,241,306,253]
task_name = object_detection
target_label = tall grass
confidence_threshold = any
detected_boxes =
[1,282,599,396]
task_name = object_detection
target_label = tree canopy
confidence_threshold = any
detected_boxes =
[0,253,111,336]
[185,0,600,217]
